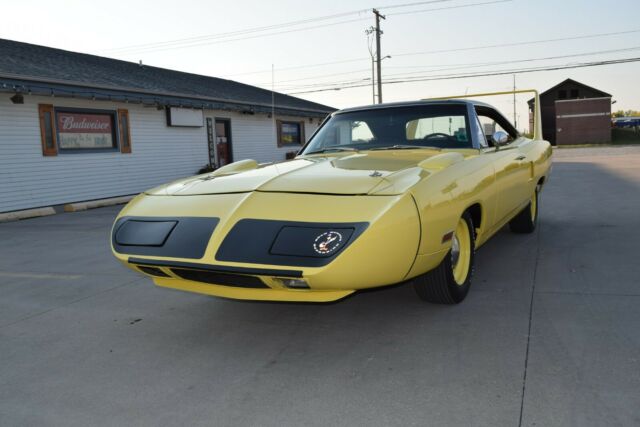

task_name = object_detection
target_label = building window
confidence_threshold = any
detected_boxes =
[277,120,305,147]
[118,109,132,153]
[55,108,118,152]
[558,90,567,99]
[570,89,579,98]
[38,104,58,156]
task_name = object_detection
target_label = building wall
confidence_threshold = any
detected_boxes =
[539,83,608,144]
[205,111,320,164]
[555,98,612,145]
[0,94,321,213]
[528,80,611,144]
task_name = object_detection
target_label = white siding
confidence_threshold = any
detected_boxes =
[0,95,207,212]
[0,95,321,213]
[221,112,319,163]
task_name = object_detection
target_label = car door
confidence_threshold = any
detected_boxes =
[476,106,532,227]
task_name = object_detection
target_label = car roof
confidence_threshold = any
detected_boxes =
[335,99,496,115]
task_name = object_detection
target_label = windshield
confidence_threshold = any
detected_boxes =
[302,104,472,154]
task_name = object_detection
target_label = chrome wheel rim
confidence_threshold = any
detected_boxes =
[451,234,460,268]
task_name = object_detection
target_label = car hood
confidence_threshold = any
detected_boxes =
[147,150,445,196]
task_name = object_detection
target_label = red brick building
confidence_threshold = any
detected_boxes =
[528,79,612,145]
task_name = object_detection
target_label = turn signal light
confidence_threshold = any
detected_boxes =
[278,278,310,289]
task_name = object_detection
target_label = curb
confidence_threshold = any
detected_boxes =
[64,195,135,212]
[0,207,56,223]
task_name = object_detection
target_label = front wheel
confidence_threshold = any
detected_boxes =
[509,189,538,234]
[413,212,475,304]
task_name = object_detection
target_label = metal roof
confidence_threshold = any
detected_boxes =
[0,38,335,117]
[526,78,612,104]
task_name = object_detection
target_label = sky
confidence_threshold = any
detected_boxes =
[2,0,639,130]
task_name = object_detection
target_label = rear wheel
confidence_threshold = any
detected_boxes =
[413,212,475,304]
[509,189,538,234]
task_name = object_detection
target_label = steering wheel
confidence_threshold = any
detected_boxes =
[422,132,452,140]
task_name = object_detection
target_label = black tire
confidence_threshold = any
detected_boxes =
[413,211,475,304]
[509,189,538,234]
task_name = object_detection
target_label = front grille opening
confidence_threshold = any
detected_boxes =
[137,265,170,277]
[171,268,268,289]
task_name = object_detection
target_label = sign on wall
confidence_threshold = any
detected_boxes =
[56,111,116,149]
[206,117,216,167]
[166,107,204,127]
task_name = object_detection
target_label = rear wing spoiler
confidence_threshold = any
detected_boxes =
[424,90,543,141]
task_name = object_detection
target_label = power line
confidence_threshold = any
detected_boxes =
[379,0,454,10]
[104,17,371,55]
[104,0,454,52]
[386,0,511,16]
[101,0,506,55]
[382,45,640,77]
[391,28,640,59]
[271,46,640,90]
[388,57,640,83]
[223,28,640,78]
[268,45,640,88]
[284,57,640,94]
[102,10,369,53]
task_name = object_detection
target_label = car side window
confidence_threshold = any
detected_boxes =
[475,106,518,147]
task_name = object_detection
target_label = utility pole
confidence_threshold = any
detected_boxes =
[373,8,385,104]
[371,56,376,104]
[365,27,376,104]
[513,74,517,129]
[271,64,276,144]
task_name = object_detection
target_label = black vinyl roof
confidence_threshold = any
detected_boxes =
[0,38,335,116]
[336,99,493,114]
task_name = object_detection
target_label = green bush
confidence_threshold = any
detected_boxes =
[612,128,640,145]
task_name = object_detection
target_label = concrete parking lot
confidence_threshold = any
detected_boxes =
[1,146,639,427]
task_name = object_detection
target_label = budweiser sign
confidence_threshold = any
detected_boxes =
[57,111,115,149]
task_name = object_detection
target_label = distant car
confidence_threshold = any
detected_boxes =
[613,117,640,128]
[111,92,551,304]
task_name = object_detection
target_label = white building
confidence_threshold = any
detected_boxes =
[0,39,334,213]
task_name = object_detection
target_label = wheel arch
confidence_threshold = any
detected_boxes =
[464,202,483,235]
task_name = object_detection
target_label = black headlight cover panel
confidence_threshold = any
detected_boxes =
[215,219,368,267]
[115,220,177,246]
[112,216,219,259]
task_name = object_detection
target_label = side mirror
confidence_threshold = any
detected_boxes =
[492,130,509,146]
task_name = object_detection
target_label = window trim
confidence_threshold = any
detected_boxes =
[38,104,58,156]
[277,120,305,147]
[54,107,120,153]
[118,109,132,154]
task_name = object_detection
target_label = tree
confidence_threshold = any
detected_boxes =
[612,110,640,118]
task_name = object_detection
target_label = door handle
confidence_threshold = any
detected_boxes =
[515,155,526,161]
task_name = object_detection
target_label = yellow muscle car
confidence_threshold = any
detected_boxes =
[111,90,551,304]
